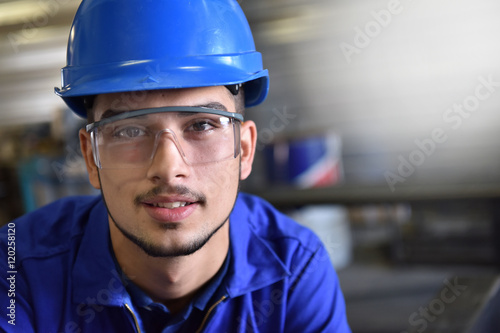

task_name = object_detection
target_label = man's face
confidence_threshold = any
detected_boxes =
[80,86,256,257]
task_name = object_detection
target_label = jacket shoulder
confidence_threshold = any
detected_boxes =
[1,195,103,261]
[235,193,322,253]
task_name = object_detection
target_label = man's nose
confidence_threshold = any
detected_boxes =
[146,130,190,181]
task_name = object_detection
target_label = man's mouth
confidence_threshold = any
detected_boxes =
[141,198,199,223]
[134,185,206,222]
[148,202,195,209]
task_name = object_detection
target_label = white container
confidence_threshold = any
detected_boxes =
[290,205,352,270]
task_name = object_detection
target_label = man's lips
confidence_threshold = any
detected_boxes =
[142,195,199,207]
[147,201,194,209]
[141,196,200,222]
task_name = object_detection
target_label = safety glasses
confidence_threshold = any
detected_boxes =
[86,106,243,169]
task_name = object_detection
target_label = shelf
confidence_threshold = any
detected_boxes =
[249,182,500,206]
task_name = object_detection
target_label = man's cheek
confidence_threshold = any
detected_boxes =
[202,162,239,193]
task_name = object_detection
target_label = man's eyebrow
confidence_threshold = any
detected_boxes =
[173,103,231,118]
[99,109,122,120]
[195,102,229,112]
[98,102,229,121]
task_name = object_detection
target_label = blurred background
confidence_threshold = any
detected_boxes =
[1,0,500,331]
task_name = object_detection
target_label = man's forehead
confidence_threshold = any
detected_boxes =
[93,86,234,119]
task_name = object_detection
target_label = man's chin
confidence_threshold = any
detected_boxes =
[112,217,228,258]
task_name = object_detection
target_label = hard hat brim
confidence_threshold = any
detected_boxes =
[55,54,269,118]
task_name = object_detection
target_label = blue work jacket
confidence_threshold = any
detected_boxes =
[0,193,351,332]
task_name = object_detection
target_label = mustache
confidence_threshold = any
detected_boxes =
[134,184,207,205]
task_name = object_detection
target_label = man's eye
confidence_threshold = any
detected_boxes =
[114,127,147,138]
[189,121,216,132]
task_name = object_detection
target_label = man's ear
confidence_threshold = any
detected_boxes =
[239,120,257,180]
[79,128,101,189]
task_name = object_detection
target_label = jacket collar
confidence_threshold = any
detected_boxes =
[72,193,290,304]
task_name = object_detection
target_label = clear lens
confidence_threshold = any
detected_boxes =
[90,111,241,169]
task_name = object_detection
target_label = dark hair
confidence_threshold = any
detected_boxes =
[83,95,97,123]
[234,86,245,118]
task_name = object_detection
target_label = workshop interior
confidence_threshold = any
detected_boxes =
[1,0,500,331]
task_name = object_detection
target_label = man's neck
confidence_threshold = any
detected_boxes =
[109,221,230,311]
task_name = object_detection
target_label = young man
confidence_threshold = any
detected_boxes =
[0,1,351,332]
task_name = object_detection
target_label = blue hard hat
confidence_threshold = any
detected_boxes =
[55,0,269,118]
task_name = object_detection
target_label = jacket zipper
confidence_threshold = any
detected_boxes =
[125,303,142,333]
[195,295,228,333]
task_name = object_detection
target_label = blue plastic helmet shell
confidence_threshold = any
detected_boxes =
[55,0,269,117]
